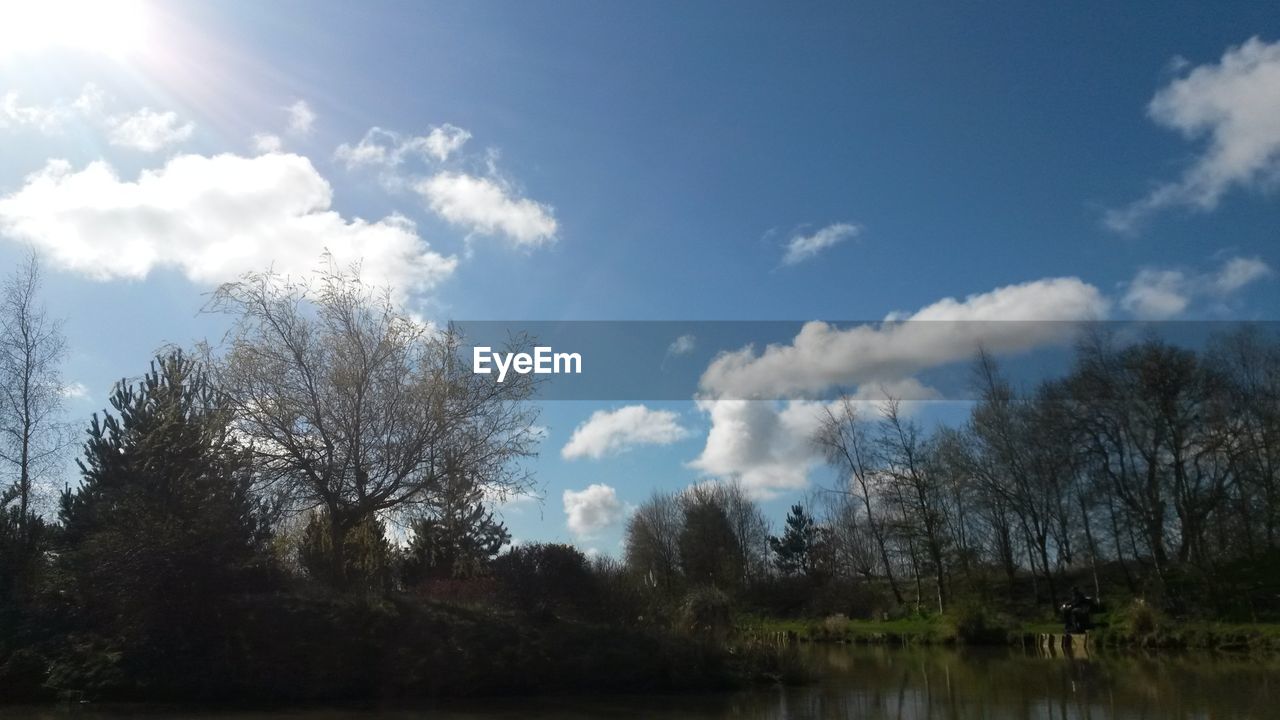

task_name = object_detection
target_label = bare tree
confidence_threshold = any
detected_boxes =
[203,263,539,586]
[878,397,949,613]
[0,251,68,531]
[815,395,905,604]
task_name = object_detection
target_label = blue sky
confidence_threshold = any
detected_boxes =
[1,1,1277,554]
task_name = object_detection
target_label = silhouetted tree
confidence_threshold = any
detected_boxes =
[679,498,742,588]
[770,504,819,576]
[203,263,539,588]
[57,351,273,693]
[402,472,509,584]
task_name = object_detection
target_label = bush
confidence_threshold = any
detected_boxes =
[945,603,1010,644]
[491,543,596,617]
[1117,598,1167,637]
[679,586,733,642]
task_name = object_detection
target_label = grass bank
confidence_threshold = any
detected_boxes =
[742,611,1280,653]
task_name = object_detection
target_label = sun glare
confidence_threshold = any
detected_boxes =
[0,0,150,58]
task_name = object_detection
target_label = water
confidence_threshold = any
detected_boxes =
[8,644,1278,719]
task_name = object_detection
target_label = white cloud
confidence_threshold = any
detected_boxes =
[700,277,1109,399]
[2,85,193,153]
[417,172,558,248]
[689,378,940,499]
[690,278,1106,498]
[1122,269,1190,320]
[335,124,473,169]
[782,222,860,265]
[561,404,690,460]
[1122,255,1272,319]
[106,108,194,152]
[688,399,825,499]
[666,334,696,357]
[252,133,283,153]
[0,153,457,300]
[424,124,471,161]
[1,91,71,133]
[1,85,104,134]
[285,100,315,136]
[563,484,624,538]
[1107,37,1280,231]
[1212,256,1273,294]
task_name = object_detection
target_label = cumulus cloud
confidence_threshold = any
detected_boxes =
[563,483,624,538]
[1107,37,1280,232]
[285,100,315,136]
[688,399,826,499]
[700,277,1109,399]
[689,379,940,499]
[417,172,558,248]
[1122,255,1272,319]
[561,405,690,460]
[0,153,457,299]
[106,108,194,152]
[781,222,860,265]
[689,277,1107,498]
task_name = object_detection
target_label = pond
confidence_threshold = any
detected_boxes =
[9,644,1279,719]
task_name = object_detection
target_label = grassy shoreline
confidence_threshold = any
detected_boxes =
[742,614,1280,653]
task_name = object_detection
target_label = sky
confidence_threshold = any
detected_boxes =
[0,1,1277,555]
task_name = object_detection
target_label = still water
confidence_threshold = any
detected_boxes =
[10,644,1279,719]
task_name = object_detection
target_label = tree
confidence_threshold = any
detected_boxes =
[770,504,819,576]
[679,496,742,588]
[878,399,949,612]
[58,351,273,689]
[0,251,67,538]
[625,490,683,591]
[402,458,510,584]
[203,263,539,588]
[815,396,905,602]
[298,510,394,592]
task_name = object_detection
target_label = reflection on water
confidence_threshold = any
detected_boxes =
[9,644,1279,719]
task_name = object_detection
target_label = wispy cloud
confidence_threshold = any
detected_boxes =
[781,222,859,265]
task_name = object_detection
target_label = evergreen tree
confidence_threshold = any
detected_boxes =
[770,504,818,576]
[402,459,510,584]
[679,499,743,589]
[56,351,272,694]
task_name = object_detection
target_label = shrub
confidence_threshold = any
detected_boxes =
[1118,598,1167,637]
[679,586,733,642]
[945,603,1009,644]
[491,543,596,617]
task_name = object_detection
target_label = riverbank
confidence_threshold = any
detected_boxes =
[743,613,1280,653]
[0,593,797,705]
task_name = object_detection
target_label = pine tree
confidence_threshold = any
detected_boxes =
[402,458,510,584]
[56,351,272,692]
[770,504,818,576]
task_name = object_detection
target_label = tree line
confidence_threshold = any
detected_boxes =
[624,327,1280,622]
[2,250,1279,699]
